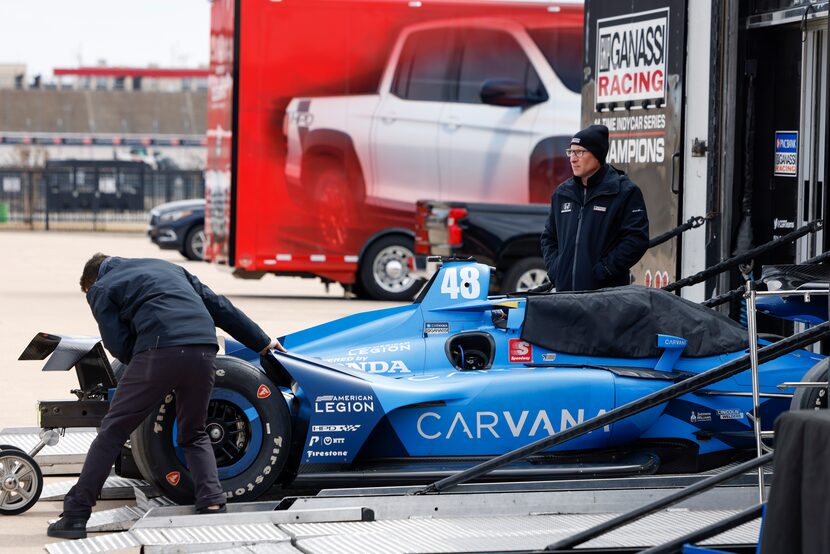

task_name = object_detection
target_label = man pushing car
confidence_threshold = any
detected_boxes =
[48,253,285,539]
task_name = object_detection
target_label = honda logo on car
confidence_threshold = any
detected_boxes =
[509,339,532,363]
[597,9,668,105]
[314,395,374,413]
[417,409,610,440]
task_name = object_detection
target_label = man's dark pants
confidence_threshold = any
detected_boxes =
[63,344,225,515]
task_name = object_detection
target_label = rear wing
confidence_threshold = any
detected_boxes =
[19,332,115,399]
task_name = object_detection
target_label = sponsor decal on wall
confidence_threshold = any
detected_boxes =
[773,131,798,177]
[597,9,668,106]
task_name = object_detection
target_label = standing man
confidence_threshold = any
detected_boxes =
[48,254,285,539]
[540,124,649,291]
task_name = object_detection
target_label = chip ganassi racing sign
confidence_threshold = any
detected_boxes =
[596,8,668,106]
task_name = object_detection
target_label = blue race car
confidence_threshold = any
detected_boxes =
[21,259,824,507]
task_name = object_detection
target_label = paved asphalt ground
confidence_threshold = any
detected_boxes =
[0,230,397,552]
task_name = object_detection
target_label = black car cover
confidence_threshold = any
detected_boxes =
[520,285,748,358]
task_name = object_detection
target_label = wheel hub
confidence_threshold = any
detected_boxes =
[373,245,414,293]
[207,422,225,443]
[385,259,404,280]
[205,399,250,466]
[2,475,18,491]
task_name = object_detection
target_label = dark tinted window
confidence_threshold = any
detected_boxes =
[457,29,543,104]
[527,27,583,93]
[392,29,455,102]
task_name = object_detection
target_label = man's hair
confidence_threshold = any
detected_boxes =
[80,253,109,293]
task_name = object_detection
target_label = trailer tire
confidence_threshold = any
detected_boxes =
[130,356,291,505]
[501,257,549,293]
[790,358,829,411]
[359,235,421,301]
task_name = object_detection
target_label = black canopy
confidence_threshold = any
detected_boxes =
[520,286,748,358]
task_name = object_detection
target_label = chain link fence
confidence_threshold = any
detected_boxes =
[0,161,204,231]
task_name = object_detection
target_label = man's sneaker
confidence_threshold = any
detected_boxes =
[196,504,227,515]
[47,514,89,539]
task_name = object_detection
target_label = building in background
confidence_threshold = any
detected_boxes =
[0,65,207,169]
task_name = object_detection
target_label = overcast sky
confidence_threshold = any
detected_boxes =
[0,0,210,79]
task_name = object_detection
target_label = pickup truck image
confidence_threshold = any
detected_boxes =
[282,15,581,299]
[415,199,551,293]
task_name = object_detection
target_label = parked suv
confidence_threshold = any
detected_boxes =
[147,199,206,261]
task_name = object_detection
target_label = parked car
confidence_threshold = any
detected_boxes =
[147,199,206,261]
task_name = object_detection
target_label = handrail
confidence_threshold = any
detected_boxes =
[663,219,822,293]
[414,320,830,495]
[648,215,708,249]
[544,452,773,551]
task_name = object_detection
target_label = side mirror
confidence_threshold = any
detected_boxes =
[480,79,545,108]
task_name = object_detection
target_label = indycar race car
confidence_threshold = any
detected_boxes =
[8,258,826,514]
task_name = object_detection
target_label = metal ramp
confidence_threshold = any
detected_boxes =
[44,479,765,553]
[0,426,95,474]
[42,475,154,501]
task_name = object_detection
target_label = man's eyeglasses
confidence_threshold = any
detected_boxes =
[565,149,589,159]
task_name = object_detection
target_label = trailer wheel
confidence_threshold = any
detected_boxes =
[0,449,43,515]
[359,235,421,301]
[130,356,291,505]
[183,225,205,261]
[502,257,549,293]
[790,358,829,411]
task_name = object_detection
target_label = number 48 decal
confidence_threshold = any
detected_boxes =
[440,266,481,299]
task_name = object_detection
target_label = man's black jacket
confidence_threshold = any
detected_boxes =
[86,257,270,363]
[540,164,649,291]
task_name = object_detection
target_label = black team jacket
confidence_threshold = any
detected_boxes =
[86,256,270,363]
[540,164,649,292]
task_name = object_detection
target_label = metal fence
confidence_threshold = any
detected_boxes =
[0,162,204,230]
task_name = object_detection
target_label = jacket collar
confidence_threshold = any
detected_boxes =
[559,165,622,204]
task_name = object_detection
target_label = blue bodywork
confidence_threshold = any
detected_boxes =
[223,260,822,477]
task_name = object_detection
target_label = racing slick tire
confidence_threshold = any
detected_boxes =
[0,449,43,515]
[130,356,291,505]
[183,225,206,261]
[359,235,422,301]
[502,257,550,294]
[790,358,829,411]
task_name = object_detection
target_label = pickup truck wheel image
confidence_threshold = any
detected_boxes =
[313,161,357,249]
[502,257,549,293]
[791,358,829,411]
[359,235,420,301]
[130,356,291,505]
[183,225,205,261]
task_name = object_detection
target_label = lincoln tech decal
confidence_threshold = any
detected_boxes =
[596,8,668,106]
